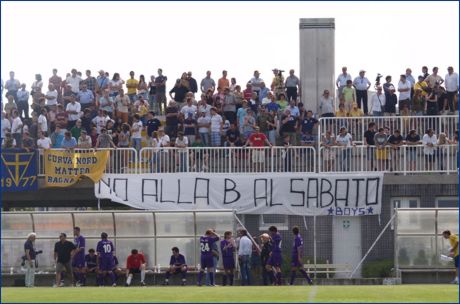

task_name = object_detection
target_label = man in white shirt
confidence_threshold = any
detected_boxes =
[422,129,437,171]
[237,229,252,286]
[370,87,386,116]
[45,83,58,108]
[197,110,211,146]
[353,70,371,115]
[181,97,197,119]
[336,66,352,98]
[37,131,52,149]
[131,114,143,152]
[248,70,263,95]
[38,109,48,135]
[11,111,23,147]
[66,69,82,94]
[65,96,81,129]
[445,67,459,113]
[397,75,411,111]
[319,90,335,117]
[210,107,223,147]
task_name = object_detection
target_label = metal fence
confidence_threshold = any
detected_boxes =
[318,144,458,174]
[318,115,458,144]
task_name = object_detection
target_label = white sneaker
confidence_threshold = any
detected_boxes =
[59,282,65,287]
[450,279,458,284]
[112,283,117,287]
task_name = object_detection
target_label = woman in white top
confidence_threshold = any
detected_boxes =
[422,128,437,171]
[31,74,43,95]
[436,132,450,171]
[115,89,130,123]
[109,73,125,99]
[336,127,354,172]
[138,75,149,100]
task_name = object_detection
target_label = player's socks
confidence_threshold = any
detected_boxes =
[141,269,145,283]
[165,271,170,279]
[222,274,227,286]
[276,272,282,285]
[290,270,296,285]
[109,272,116,285]
[209,272,215,286]
[300,269,313,284]
[181,271,186,280]
[269,271,276,284]
[126,275,132,286]
[229,274,234,286]
[197,270,204,285]
[97,274,104,286]
[81,275,86,286]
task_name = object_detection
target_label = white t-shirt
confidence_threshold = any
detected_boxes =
[66,76,82,93]
[1,118,11,138]
[197,116,210,133]
[92,116,109,134]
[181,105,197,118]
[210,114,223,133]
[175,136,189,148]
[131,121,143,139]
[336,133,353,147]
[159,135,170,148]
[66,102,81,121]
[46,90,58,106]
[422,134,437,155]
[398,81,411,100]
[38,114,48,133]
[11,117,23,134]
[37,137,52,149]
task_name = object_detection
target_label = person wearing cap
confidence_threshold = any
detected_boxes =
[24,232,37,287]
[384,85,397,116]
[398,74,412,111]
[336,67,352,99]
[248,70,263,95]
[352,70,371,115]
[54,233,76,287]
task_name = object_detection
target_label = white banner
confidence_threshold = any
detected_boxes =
[95,173,384,216]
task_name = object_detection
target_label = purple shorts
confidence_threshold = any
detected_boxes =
[99,257,114,271]
[222,257,235,269]
[291,259,302,268]
[72,257,85,268]
[267,254,282,267]
[200,255,214,269]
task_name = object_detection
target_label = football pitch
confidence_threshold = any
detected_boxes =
[1,285,458,303]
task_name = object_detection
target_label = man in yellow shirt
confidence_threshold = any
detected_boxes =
[413,76,429,97]
[126,71,139,102]
[443,230,459,284]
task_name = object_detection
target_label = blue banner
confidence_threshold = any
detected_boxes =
[1,149,38,192]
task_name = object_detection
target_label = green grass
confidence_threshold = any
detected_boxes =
[1,285,458,303]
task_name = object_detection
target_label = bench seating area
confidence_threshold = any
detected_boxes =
[303,260,352,278]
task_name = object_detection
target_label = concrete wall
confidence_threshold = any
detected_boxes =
[299,18,335,113]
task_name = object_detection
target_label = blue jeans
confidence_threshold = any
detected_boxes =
[373,111,383,116]
[132,138,141,152]
[239,255,251,286]
[199,132,210,147]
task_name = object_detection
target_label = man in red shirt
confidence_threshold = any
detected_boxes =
[125,249,146,287]
[244,126,272,172]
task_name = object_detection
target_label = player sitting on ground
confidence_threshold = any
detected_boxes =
[163,247,188,286]
[125,249,146,287]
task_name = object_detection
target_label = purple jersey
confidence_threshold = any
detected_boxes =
[220,239,235,258]
[169,254,186,266]
[292,235,303,259]
[97,240,115,258]
[271,233,282,254]
[74,235,85,259]
[200,236,218,257]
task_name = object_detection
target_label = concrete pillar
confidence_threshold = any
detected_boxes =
[299,18,335,113]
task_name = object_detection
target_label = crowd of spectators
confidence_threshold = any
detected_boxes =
[1,66,457,163]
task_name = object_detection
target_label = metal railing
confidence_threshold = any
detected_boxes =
[138,146,316,174]
[318,115,458,144]
[318,144,458,174]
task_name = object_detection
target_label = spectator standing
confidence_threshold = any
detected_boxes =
[425,67,444,88]
[285,69,301,102]
[197,110,210,146]
[138,75,149,101]
[37,131,52,149]
[319,90,335,117]
[342,80,355,112]
[5,71,21,103]
[384,86,397,116]
[108,73,124,100]
[248,70,263,95]
[238,229,252,286]
[353,70,371,115]
[370,86,385,116]
[49,69,63,103]
[83,70,97,96]
[280,109,297,146]
[98,89,114,117]
[422,128,437,171]
[96,70,109,96]
[364,122,376,170]
[131,114,143,152]
[65,96,81,129]
[61,131,77,151]
[77,84,95,111]
[95,128,116,149]
[114,89,130,123]
[155,69,168,114]
[388,129,404,172]
[336,67,352,99]
[1,111,11,144]
[148,75,157,112]
[54,233,76,287]
[210,107,223,147]
[445,67,458,113]
[398,75,412,111]
[406,129,421,172]
[222,87,237,124]
[66,69,81,95]
[321,131,336,172]
[17,83,30,119]
[374,128,389,171]
[11,110,23,148]
[183,113,197,145]
[126,71,139,102]
[187,72,198,97]
[218,70,230,92]
[165,101,179,142]
[336,127,354,171]
[201,71,216,93]
[412,88,426,116]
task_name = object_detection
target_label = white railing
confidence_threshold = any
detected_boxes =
[318,144,458,174]
[318,115,458,144]
[139,146,317,174]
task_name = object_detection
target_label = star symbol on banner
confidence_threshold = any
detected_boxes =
[328,207,334,215]
[367,207,374,214]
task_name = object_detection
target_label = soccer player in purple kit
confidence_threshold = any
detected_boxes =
[96,232,117,287]
[72,227,85,287]
[163,247,188,286]
[289,226,313,285]
[197,229,220,286]
[220,231,236,286]
[266,226,283,285]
